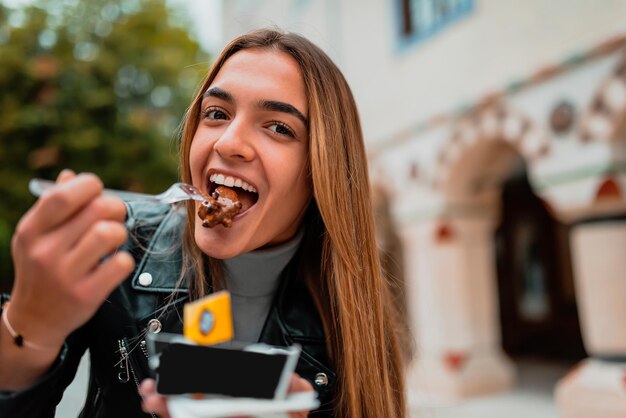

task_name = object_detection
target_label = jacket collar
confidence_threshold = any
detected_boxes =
[130,205,189,293]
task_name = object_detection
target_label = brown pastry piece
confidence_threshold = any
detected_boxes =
[197,186,243,228]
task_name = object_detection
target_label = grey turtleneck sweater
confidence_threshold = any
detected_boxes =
[222,229,303,343]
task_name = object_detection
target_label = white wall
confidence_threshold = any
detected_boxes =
[219,0,626,149]
[340,0,626,146]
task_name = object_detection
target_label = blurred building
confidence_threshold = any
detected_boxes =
[216,1,626,417]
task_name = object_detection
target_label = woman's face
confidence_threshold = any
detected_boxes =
[190,49,311,259]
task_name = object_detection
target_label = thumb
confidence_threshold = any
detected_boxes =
[56,168,76,184]
[288,374,313,393]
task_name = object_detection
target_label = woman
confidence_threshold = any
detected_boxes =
[0,29,405,417]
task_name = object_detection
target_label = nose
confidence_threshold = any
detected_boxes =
[213,118,255,162]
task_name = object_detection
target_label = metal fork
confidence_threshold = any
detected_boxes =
[29,179,206,204]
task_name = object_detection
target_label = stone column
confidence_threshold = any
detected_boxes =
[402,214,515,397]
[555,217,626,418]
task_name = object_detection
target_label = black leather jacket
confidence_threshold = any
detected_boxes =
[1,202,336,417]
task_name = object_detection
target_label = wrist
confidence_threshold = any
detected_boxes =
[0,305,63,391]
[1,301,65,351]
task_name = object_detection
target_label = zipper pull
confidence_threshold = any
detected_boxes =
[117,339,129,383]
[140,339,150,359]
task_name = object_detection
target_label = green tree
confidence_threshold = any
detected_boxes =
[0,0,210,291]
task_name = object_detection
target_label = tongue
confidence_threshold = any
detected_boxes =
[236,189,257,212]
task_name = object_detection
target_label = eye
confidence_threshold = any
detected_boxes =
[202,107,229,120]
[267,121,295,138]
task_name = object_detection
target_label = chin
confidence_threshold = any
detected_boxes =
[193,224,245,260]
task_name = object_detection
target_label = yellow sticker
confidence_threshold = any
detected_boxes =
[183,290,233,345]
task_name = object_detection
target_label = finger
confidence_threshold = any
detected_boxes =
[74,251,135,305]
[139,378,157,397]
[56,169,76,183]
[21,173,104,236]
[288,374,313,393]
[140,379,171,418]
[286,375,314,418]
[141,392,168,415]
[62,220,129,279]
[46,194,127,254]
[286,375,313,418]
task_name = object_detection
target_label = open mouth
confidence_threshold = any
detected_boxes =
[208,173,259,213]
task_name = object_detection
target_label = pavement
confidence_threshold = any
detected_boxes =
[57,354,573,417]
[408,358,572,418]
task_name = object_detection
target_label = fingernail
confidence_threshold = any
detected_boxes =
[57,169,75,181]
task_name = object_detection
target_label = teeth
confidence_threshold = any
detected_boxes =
[209,173,257,193]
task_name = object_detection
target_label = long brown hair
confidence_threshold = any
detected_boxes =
[178,29,406,418]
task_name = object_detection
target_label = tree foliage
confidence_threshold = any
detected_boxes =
[0,0,210,289]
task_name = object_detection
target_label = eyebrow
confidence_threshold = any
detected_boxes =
[203,87,233,103]
[203,87,308,127]
[259,100,308,127]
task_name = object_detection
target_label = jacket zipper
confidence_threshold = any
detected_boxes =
[140,339,150,359]
[117,340,129,383]
[118,338,157,418]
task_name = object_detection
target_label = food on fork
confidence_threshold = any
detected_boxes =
[198,186,243,228]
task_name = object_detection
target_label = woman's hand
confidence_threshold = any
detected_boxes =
[9,170,134,350]
[139,379,171,418]
[1,170,134,390]
[139,373,315,418]
[285,374,314,418]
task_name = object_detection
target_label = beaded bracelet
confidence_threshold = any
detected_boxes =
[1,302,57,351]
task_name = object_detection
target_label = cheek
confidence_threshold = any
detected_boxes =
[280,153,311,207]
[188,136,206,182]
[269,149,308,192]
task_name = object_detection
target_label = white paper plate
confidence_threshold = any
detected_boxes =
[168,391,320,418]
